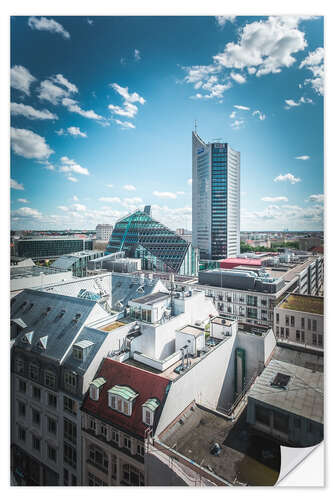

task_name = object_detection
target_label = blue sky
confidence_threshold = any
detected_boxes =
[10,15,324,231]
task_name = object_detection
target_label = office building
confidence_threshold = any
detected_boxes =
[51,250,104,277]
[106,207,199,275]
[13,237,93,259]
[192,132,240,260]
[10,265,72,297]
[275,294,323,351]
[96,224,114,241]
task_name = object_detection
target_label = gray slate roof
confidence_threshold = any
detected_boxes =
[248,359,323,424]
[11,289,106,363]
[62,326,109,374]
[111,273,166,309]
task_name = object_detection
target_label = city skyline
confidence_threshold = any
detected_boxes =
[10,16,324,232]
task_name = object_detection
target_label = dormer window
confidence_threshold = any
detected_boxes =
[89,377,106,401]
[38,336,48,350]
[73,340,94,362]
[22,331,34,344]
[108,385,138,416]
[142,398,160,426]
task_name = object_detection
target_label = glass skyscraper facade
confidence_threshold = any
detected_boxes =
[192,131,240,260]
[106,209,198,275]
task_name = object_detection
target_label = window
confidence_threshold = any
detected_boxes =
[296,330,300,341]
[285,316,289,326]
[109,395,116,409]
[88,472,107,486]
[276,313,279,324]
[143,409,152,425]
[124,436,132,451]
[301,331,305,342]
[318,334,323,347]
[308,319,312,330]
[33,386,41,401]
[290,316,295,327]
[32,435,41,452]
[312,334,317,346]
[48,392,57,408]
[47,416,57,435]
[137,444,145,457]
[32,408,40,426]
[63,396,76,415]
[122,463,144,486]
[294,417,301,429]
[48,445,57,462]
[29,363,39,381]
[123,402,129,415]
[285,328,289,339]
[18,400,26,417]
[64,371,77,393]
[19,379,26,394]
[89,385,98,401]
[312,320,317,332]
[111,429,119,444]
[111,455,117,479]
[273,411,289,434]
[73,347,83,361]
[88,445,108,472]
[89,418,96,432]
[63,468,69,486]
[276,326,279,336]
[280,327,284,338]
[45,370,56,389]
[15,357,24,374]
[101,424,107,439]
[71,474,77,486]
[64,418,77,444]
[18,425,26,442]
[301,317,305,329]
[64,442,76,468]
[307,421,313,433]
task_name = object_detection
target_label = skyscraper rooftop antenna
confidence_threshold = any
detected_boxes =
[194,119,198,134]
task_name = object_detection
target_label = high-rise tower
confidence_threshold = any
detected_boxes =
[192,131,240,260]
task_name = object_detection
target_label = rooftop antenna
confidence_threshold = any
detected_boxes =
[194,119,198,134]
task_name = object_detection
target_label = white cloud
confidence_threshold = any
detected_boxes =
[99,197,121,203]
[261,196,288,202]
[58,205,68,211]
[111,83,145,105]
[67,126,87,137]
[234,105,250,110]
[39,79,69,105]
[17,198,29,203]
[10,65,36,95]
[295,155,310,160]
[187,178,192,185]
[229,110,236,119]
[153,191,177,199]
[114,119,135,129]
[230,72,246,84]
[12,206,42,218]
[134,49,141,61]
[67,176,78,183]
[308,194,324,203]
[274,173,301,184]
[216,16,236,28]
[28,16,70,39]
[42,161,55,171]
[73,195,79,201]
[231,119,245,129]
[107,184,114,188]
[11,178,24,190]
[52,74,78,94]
[299,47,324,95]
[11,102,58,120]
[59,156,90,176]
[123,184,136,191]
[11,127,53,159]
[62,97,105,121]
[72,203,86,212]
[252,110,266,120]
[285,96,313,109]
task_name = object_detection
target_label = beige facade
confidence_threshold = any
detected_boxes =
[82,413,145,486]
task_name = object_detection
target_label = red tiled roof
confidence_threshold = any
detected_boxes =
[82,358,170,438]
[220,258,262,268]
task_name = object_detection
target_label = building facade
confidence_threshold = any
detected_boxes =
[192,131,240,260]
[14,237,93,259]
[106,208,198,275]
[96,224,114,241]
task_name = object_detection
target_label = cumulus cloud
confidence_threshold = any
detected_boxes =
[17,198,29,203]
[299,47,324,95]
[11,127,53,159]
[274,173,301,184]
[295,155,310,160]
[215,16,237,28]
[72,203,86,212]
[109,83,145,127]
[11,178,24,190]
[261,196,288,202]
[229,110,236,119]
[67,176,78,182]
[10,65,36,95]
[12,206,42,218]
[284,96,313,109]
[58,205,69,211]
[73,195,79,201]
[67,126,87,137]
[28,16,70,39]
[153,191,177,199]
[123,184,136,191]
[38,74,77,105]
[308,194,324,203]
[252,110,266,120]
[59,156,90,176]
[231,119,244,129]
[230,72,246,84]
[234,105,250,110]
[62,97,104,121]
[114,119,135,129]
[107,184,114,188]
[11,102,58,120]
[134,49,141,61]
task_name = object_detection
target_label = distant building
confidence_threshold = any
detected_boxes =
[247,358,323,447]
[96,224,113,241]
[298,236,324,251]
[192,132,240,260]
[13,237,93,259]
[106,208,199,276]
[275,294,323,351]
[10,265,72,297]
[51,250,104,277]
